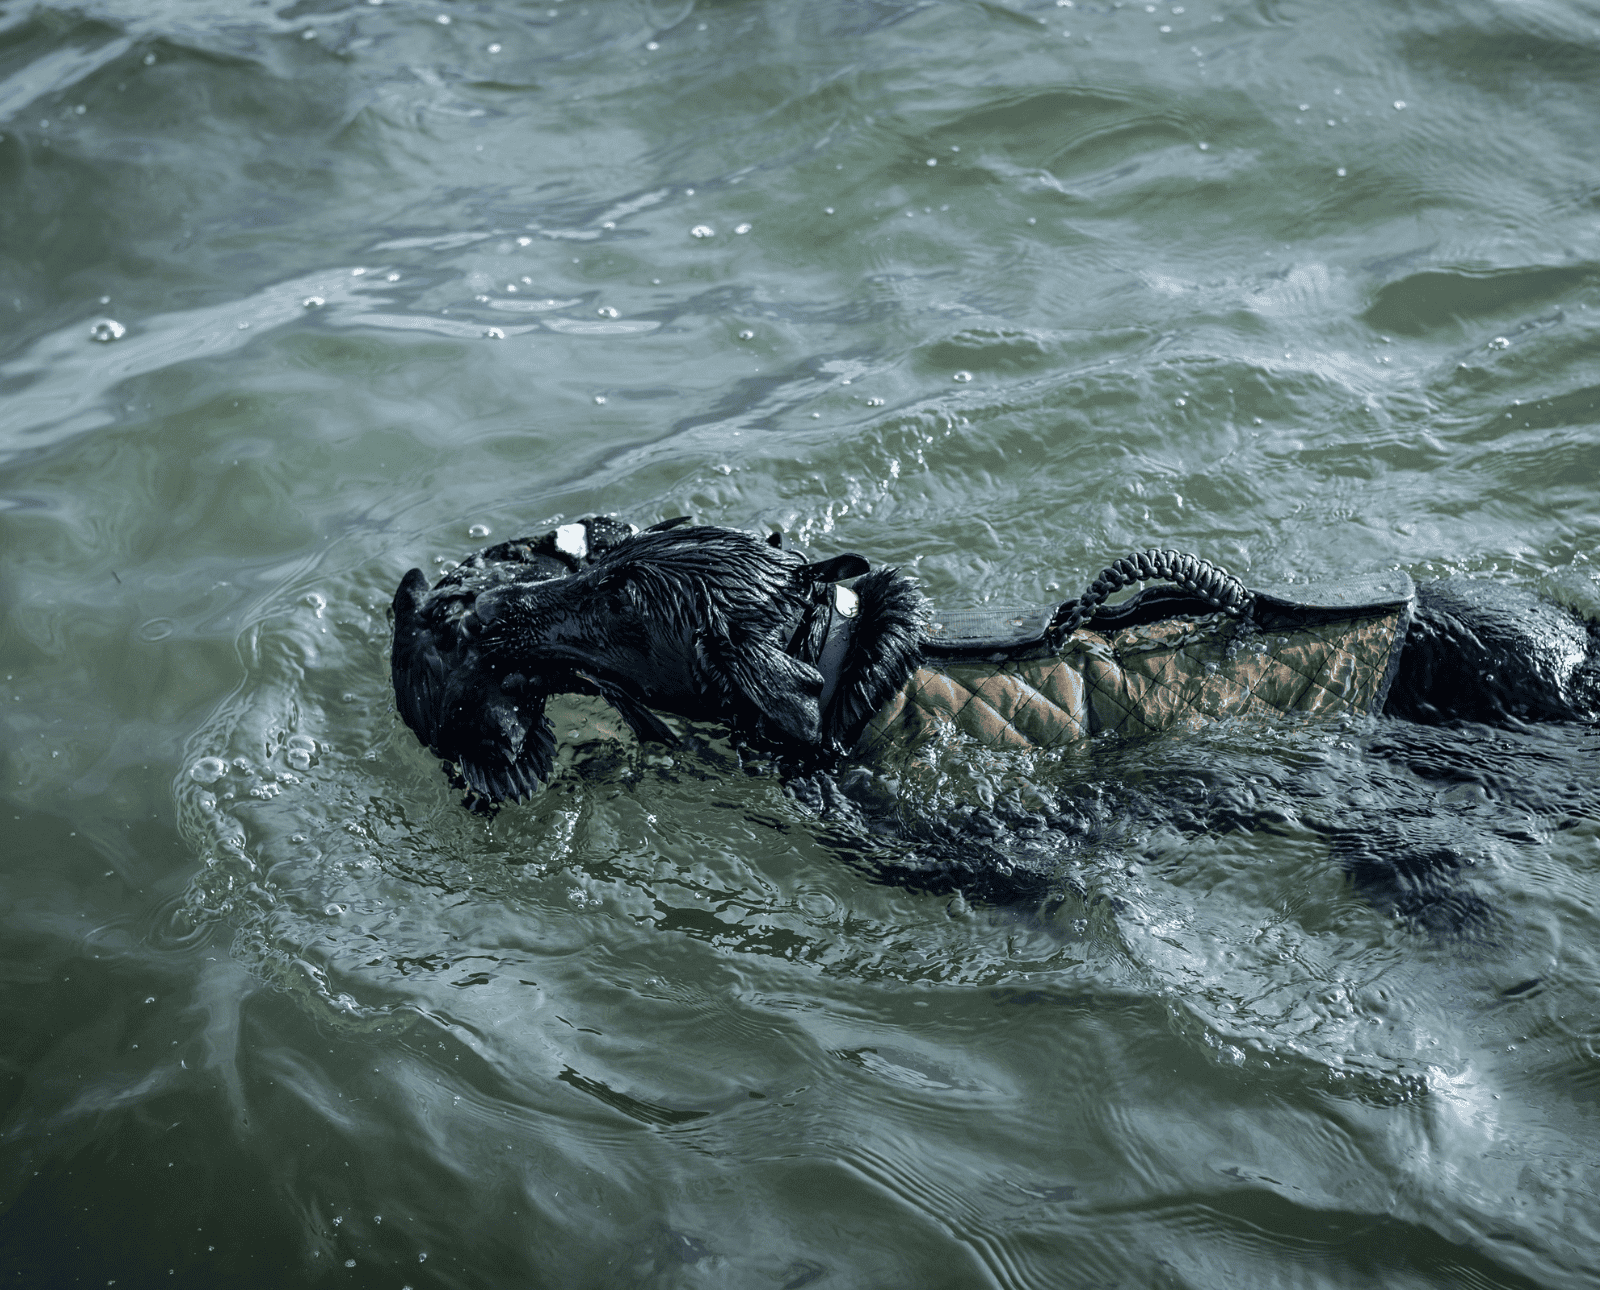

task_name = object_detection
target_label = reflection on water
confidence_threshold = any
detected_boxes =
[6,0,1600,1284]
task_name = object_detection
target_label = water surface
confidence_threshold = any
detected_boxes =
[4,0,1600,1285]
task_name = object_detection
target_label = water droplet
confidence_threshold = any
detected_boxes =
[714,463,732,475]
[926,158,937,166]
[302,27,318,39]
[88,319,125,342]
[645,41,659,50]
[1026,216,1036,224]
[1160,24,1171,31]
[435,13,451,24]
[1298,104,1309,111]
[303,296,325,308]
[1336,167,1346,177]
[952,371,972,383]
[144,996,156,1004]
[1489,336,1510,349]
[1175,398,1186,407]
[596,305,618,318]
[866,397,884,407]
[305,593,326,617]
[516,235,532,246]
[190,757,228,784]
[469,523,491,538]
[734,223,751,234]
[144,53,156,65]
[488,43,501,52]
[1393,100,1406,110]
[602,221,615,229]
[1197,141,1209,151]
[690,225,714,238]
[484,327,504,339]
[737,329,754,340]
[386,272,400,282]
[593,395,607,404]
[823,207,835,215]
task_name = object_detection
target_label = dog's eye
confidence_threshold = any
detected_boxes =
[593,568,636,607]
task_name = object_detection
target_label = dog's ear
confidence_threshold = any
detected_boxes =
[694,630,825,747]
[802,553,870,583]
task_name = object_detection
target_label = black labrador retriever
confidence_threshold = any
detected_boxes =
[391,518,1600,925]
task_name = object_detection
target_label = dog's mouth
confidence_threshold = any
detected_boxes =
[568,667,678,745]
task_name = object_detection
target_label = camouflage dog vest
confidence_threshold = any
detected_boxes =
[860,573,1414,752]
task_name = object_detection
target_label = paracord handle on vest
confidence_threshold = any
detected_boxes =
[1047,548,1254,647]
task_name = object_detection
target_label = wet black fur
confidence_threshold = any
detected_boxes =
[392,523,924,804]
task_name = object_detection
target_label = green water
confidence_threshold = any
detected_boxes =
[4,0,1600,1286]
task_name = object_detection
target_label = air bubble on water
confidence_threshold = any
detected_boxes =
[351,267,367,277]
[953,371,972,383]
[823,207,835,215]
[690,225,714,238]
[306,593,326,617]
[469,523,491,537]
[737,329,754,340]
[1298,104,1309,111]
[1490,336,1510,349]
[1027,217,1036,224]
[1197,141,1209,150]
[594,395,607,404]
[1175,398,1186,407]
[866,397,885,407]
[714,463,732,475]
[191,757,228,784]
[602,221,615,229]
[436,13,451,23]
[597,305,618,318]
[1160,24,1171,31]
[645,41,659,50]
[506,283,518,292]
[484,327,504,339]
[303,296,324,308]
[926,158,937,166]
[386,272,400,282]
[1393,100,1406,110]
[144,53,156,65]
[302,27,318,39]
[734,223,751,234]
[488,43,501,52]
[1336,167,1347,176]
[516,235,531,246]
[88,319,125,342]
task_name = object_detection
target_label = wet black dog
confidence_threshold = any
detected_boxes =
[392,518,1600,926]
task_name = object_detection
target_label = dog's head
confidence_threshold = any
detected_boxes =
[393,523,869,802]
